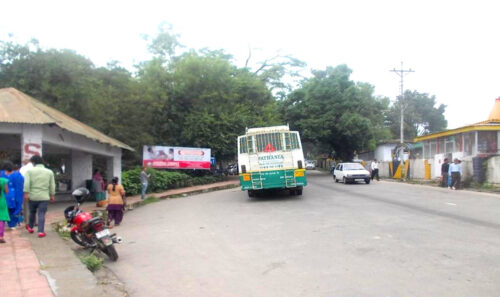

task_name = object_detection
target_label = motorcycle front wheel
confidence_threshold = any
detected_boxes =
[70,231,87,247]
[103,245,119,261]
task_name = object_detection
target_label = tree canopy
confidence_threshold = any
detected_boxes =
[0,37,280,165]
[0,32,447,165]
[281,65,392,160]
[386,90,447,140]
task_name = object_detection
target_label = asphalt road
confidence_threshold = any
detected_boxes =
[106,171,500,297]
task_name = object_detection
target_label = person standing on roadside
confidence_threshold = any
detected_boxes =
[448,158,462,190]
[441,158,450,187]
[371,159,380,181]
[106,177,126,227]
[19,159,33,177]
[0,174,9,243]
[19,158,33,224]
[1,161,24,229]
[23,155,55,238]
[140,167,151,200]
[93,169,107,207]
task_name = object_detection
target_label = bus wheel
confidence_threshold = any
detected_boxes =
[297,189,303,195]
[248,190,255,198]
[290,189,296,195]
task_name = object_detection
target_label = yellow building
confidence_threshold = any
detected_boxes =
[414,97,500,180]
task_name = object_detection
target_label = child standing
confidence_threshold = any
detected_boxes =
[106,177,126,227]
[0,175,10,243]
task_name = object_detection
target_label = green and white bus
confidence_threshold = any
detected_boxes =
[238,125,307,197]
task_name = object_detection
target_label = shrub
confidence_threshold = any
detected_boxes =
[121,167,224,196]
[81,254,103,272]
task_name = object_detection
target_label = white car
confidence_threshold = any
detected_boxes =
[332,162,371,184]
[305,160,316,170]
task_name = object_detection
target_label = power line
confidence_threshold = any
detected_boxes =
[390,62,414,144]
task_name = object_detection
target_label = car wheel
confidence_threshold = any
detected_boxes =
[334,176,338,183]
[365,178,370,184]
[342,177,346,184]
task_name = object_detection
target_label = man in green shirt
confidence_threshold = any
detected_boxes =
[23,155,55,238]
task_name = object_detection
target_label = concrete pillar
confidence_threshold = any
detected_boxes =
[106,157,114,183]
[21,125,43,163]
[474,131,478,155]
[497,131,500,153]
[71,151,92,190]
[422,141,425,159]
[106,151,122,182]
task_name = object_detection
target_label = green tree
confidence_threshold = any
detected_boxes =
[140,50,280,161]
[0,34,285,166]
[282,65,391,160]
[387,90,447,140]
[0,40,153,166]
[0,40,97,122]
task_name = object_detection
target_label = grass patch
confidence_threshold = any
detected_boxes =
[52,221,70,238]
[142,196,160,205]
[80,254,103,272]
[468,181,500,192]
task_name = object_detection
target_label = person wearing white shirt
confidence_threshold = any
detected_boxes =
[20,160,33,177]
[370,159,380,181]
[448,158,462,190]
[19,159,33,224]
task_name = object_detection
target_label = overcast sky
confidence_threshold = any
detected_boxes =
[2,0,499,129]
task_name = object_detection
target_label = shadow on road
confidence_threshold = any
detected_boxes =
[247,189,303,202]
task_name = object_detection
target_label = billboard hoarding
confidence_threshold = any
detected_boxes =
[143,146,211,170]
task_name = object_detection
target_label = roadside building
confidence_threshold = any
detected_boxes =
[0,88,134,199]
[414,97,500,183]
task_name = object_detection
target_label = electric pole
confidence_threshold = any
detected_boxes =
[390,62,414,144]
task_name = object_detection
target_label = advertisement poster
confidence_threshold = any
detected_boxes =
[143,146,211,169]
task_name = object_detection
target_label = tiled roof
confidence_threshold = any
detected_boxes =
[0,88,133,151]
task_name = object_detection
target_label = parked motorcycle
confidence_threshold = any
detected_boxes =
[64,188,122,261]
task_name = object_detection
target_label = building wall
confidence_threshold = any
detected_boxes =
[373,155,500,185]
[0,123,125,193]
[375,144,395,162]
[357,151,374,162]
[487,156,500,184]
[71,151,93,189]
[409,159,426,179]
[42,125,119,157]
[378,162,390,178]
[358,143,397,163]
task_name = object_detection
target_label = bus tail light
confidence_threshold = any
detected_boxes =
[294,170,304,177]
[242,174,251,181]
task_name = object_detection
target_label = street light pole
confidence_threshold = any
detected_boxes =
[390,62,414,144]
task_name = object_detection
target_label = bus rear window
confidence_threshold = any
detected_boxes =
[284,132,300,150]
[256,133,283,152]
[239,136,254,154]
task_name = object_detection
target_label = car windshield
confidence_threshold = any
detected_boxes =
[343,163,365,170]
